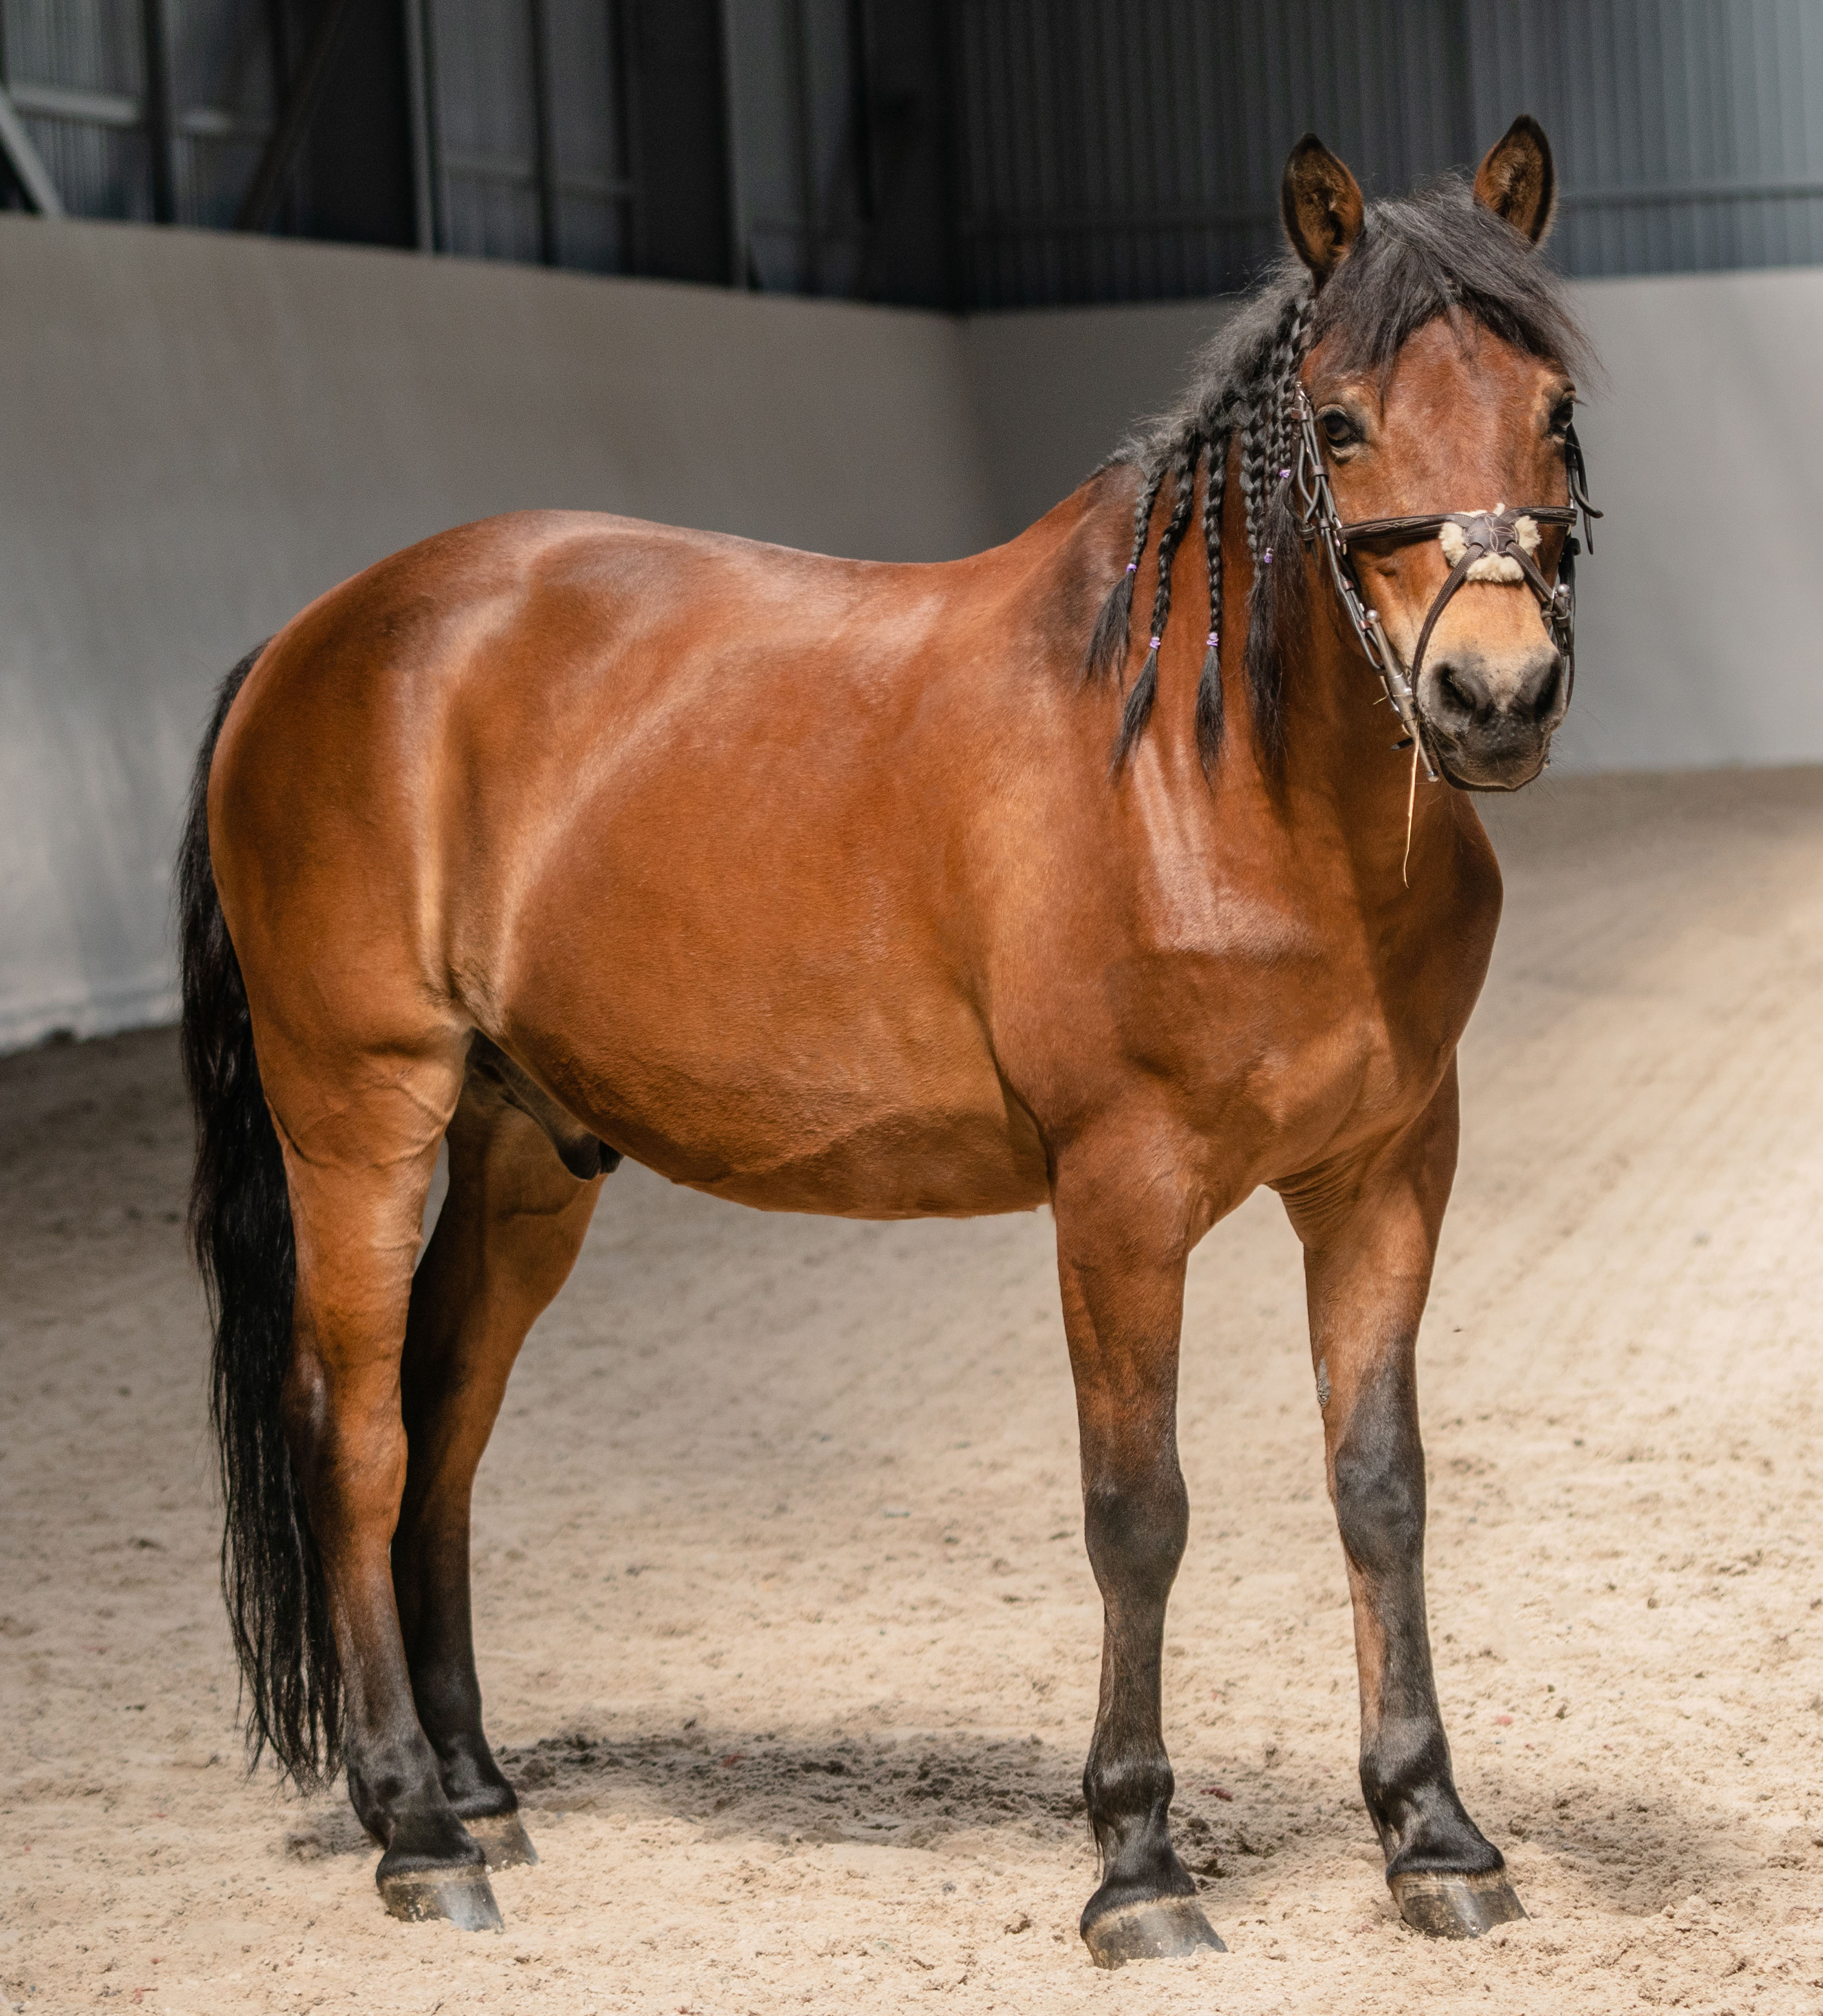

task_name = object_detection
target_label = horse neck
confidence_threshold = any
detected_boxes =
[1227,529,1468,906]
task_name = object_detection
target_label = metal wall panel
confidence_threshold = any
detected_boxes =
[0,0,153,220]
[951,0,1823,305]
[0,0,279,229]
[426,0,545,263]
[1468,0,1823,277]
[951,0,1471,307]
[544,0,632,272]
[4,1,1821,303]
[725,0,872,294]
[423,0,633,271]
[166,0,280,231]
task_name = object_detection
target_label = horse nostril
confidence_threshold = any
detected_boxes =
[1516,651,1565,724]
[1434,661,1491,725]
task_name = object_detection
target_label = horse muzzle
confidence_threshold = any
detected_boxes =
[1418,640,1567,792]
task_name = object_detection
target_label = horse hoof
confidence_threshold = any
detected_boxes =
[1081,1896,1227,1970]
[1388,1868,1526,1939]
[378,1863,504,1931]
[465,1811,539,1869]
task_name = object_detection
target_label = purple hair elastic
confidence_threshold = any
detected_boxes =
[1126,561,1137,574]
[1147,636,1161,651]
[1262,548,1274,564]
[1206,631,1218,647]
[1279,467,1292,478]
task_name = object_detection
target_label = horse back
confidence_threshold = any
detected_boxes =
[205,505,1114,1216]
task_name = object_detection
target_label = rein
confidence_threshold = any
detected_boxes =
[1287,387,1602,783]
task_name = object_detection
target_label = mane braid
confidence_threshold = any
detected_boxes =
[1083,171,1591,773]
[1083,457,1171,685]
[1238,406,1269,562]
[1112,434,1201,772]
[1195,425,1231,771]
[1242,292,1316,763]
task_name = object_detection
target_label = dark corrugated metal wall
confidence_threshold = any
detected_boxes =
[2,0,1820,304]
[954,0,1823,304]
[1471,1,1823,278]
[0,0,268,230]
[952,0,1470,305]
[422,0,634,270]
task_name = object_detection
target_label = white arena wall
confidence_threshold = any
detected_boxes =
[0,218,1001,1051]
[0,216,1816,1049]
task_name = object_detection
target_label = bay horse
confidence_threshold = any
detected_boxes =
[179,118,1597,1965]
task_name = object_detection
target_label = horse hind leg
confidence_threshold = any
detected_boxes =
[264,1034,509,1929]
[393,1047,609,1871]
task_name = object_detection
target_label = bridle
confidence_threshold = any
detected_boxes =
[1288,386,1602,783]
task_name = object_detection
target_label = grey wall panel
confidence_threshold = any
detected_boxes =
[0,215,996,1050]
[961,293,1238,527]
[1559,266,1823,774]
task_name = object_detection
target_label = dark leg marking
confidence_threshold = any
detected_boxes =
[1332,1358,1523,1938]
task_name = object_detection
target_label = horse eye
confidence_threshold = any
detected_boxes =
[1319,408,1359,449]
[1549,397,1575,436]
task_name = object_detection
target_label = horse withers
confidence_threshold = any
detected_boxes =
[180,116,1595,1962]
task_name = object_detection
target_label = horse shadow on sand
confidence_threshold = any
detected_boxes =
[278,1723,1755,1921]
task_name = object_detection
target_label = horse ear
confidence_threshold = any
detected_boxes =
[1474,114,1557,245]
[1280,134,1364,282]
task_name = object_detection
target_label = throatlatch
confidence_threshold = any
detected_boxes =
[1287,387,1602,781]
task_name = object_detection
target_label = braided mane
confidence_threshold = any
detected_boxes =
[1086,174,1591,774]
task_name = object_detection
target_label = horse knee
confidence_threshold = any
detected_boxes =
[1082,1468,1189,1604]
[1331,1423,1424,1579]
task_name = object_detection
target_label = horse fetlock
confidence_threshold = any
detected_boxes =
[1083,1745,1175,1839]
[1366,1768,1503,1884]
[347,1739,464,1846]
[428,1729,517,1815]
[374,1800,504,1929]
[1080,1851,1222,1972]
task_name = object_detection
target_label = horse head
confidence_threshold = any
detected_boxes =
[1283,118,1596,792]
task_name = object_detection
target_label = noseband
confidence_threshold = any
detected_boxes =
[1288,388,1602,782]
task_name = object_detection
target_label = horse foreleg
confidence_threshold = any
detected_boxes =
[395,1075,605,1871]
[1053,1154,1225,1971]
[1283,1063,1524,1939]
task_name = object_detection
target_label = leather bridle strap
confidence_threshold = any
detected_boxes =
[1378,503,1578,716]
[1289,387,1601,783]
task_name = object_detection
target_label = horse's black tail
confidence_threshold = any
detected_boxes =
[178,643,342,1790]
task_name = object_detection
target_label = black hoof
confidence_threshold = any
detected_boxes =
[1081,1896,1226,1970]
[378,1861,504,1930]
[465,1810,539,1869]
[1389,1868,1526,1939]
